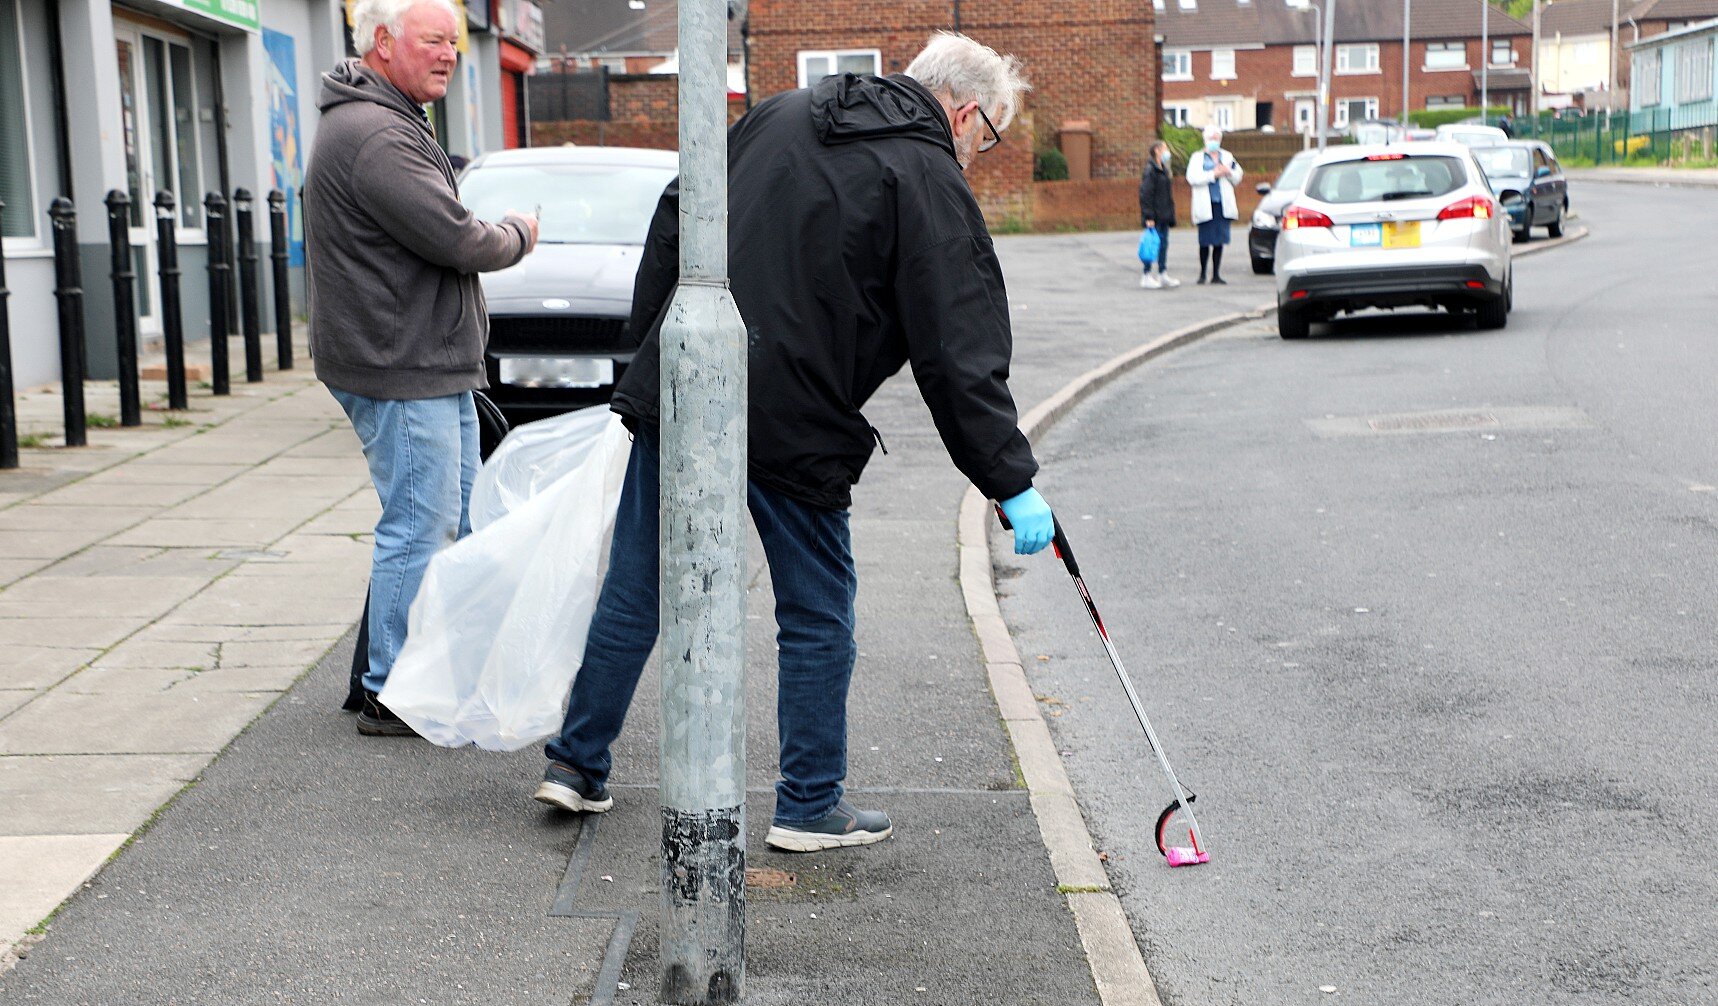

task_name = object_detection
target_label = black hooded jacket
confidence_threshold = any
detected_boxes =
[1139,157,1176,228]
[609,73,1038,511]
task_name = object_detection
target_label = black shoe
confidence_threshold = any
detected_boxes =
[534,762,614,813]
[1196,273,1208,285]
[1211,276,1227,284]
[356,691,417,737]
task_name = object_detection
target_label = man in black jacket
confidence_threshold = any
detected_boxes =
[534,32,1057,852]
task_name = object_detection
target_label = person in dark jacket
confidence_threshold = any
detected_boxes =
[535,32,1057,853]
[305,0,537,736]
[1137,139,1180,289]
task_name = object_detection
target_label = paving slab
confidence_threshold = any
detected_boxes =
[55,665,200,695]
[30,480,207,507]
[0,835,129,946]
[0,530,112,560]
[78,462,249,484]
[105,517,306,549]
[84,640,220,671]
[0,690,277,755]
[0,560,53,587]
[0,577,208,619]
[0,648,102,692]
[0,616,147,651]
[0,755,205,836]
[159,584,360,629]
[0,692,33,718]
[0,505,154,535]
[34,546,238,580]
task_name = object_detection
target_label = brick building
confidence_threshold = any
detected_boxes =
[1156,0,1535,134]
[745,0,1159,224]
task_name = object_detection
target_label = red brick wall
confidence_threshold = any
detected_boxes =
[530,74,748,149]
[747,0,1158,228]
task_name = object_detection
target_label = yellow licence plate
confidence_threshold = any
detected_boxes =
[1383,221,1422,248]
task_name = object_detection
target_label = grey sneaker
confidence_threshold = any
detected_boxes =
[533,762,613,814]
[765,799,892,852]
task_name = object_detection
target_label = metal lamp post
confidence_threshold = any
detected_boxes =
[657,0,750,1001]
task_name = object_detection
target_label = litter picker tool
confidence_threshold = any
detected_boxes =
[995,506,1210,867]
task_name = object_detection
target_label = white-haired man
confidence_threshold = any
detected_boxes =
[305,0,538,735]
[535,32,1058,852]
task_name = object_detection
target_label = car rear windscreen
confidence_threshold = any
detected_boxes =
[461,165,678,245]
[1473,146,1532,178]
[1304,156,1467,204]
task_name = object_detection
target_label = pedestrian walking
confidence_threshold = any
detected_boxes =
[535,31,1057,853]
[1137,139,1180,289]
[1186,124,1243,285]
[304,0,538,736]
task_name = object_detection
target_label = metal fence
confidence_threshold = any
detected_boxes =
[527,69,610,122]
[1526,108,1718,166]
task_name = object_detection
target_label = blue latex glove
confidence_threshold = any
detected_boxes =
[998,488,1055,555]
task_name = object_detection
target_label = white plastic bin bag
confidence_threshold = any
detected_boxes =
[380,405,632,750]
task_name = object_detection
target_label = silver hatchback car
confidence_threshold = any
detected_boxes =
[1274,142,1513,339]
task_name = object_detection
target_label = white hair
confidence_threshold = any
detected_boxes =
[903,31,1030,132]
[1203,124,1224,141]
[352,0,459,56]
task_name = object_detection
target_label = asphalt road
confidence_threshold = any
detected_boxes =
[997,182,1718,1005]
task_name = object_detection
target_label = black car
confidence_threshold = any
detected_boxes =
[1471,141,1569,242]
[1247,149,1317,274]
[458,146,679,425]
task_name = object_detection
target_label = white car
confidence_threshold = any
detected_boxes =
[1273,142,1513,339]
[1434,123,1510,146]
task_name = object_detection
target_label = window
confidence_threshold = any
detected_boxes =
[1305,155,1467,203]
[1211,48,1236,79]
[1425,41,1467,70]
[1491,39,1515,66]
[1332,97,1378,126]
[1178,0,1197,9]
[1426,94,1466,108]
[1677,39,1714,103]
[1163,49,1193,80]
[1163,103,1193,127]
[1337,44,1380,73]
[0,0,37,240]
[1293,45,1317,76]
[796,49,880,88]
[1635,48,1662,105]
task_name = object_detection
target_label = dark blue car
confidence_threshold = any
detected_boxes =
[1472,141,1569,243]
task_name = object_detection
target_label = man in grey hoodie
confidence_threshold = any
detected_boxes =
[305,0,537,736]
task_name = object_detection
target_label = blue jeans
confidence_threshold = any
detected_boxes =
[1143,226,1170,274]
[547,427,859,825]
[330,388,479,693]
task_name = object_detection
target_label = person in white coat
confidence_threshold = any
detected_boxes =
[1186,124,1243,284]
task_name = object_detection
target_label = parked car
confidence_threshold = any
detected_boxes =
[1248,149,1319,274]
[1434,123,1509,146]
[457,146,679,425]
[1470,140,1568,242]
[1273,143,1513,339]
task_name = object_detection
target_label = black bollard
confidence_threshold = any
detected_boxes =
[204,192,230,395]
[154,192,189,410]
[267,190,293,370]
[233,189,263,383]
[48,198,86,447]
[0,199,17,469]
[104,191,143,427]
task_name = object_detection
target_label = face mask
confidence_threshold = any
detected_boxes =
[1205,140,1220,151]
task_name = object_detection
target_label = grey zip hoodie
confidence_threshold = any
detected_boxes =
[304,60,532,399]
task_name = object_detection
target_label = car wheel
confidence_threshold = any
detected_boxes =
[1476,290,1509,331]
[1278,307,1310,340]
[1547,204,1565,238]
[1515,205,1534,243]
[1251,255,1273,275]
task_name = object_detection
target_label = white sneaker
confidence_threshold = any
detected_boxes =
[1159,273,1181,288]
[1140,273,1161,289]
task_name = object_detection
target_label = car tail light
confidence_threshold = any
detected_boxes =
[1282,205,1335,230]
[1438,195,1495,220]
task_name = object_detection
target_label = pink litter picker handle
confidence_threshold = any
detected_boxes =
[994,503,1211,867]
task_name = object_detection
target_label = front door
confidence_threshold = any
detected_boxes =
[1295,98,1315,133]
[114,18,208,339]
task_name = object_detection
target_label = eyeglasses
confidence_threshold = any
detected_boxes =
[973,103,1002,153]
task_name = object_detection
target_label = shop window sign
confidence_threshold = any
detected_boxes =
[179,0,259,32]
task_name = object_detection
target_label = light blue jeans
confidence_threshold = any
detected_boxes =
[330,388,478,693]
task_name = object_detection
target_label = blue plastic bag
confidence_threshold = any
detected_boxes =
[1137,227,1161,263]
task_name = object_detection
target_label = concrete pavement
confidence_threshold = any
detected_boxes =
[1565,165,1718,188]
[0,333,376,955]
[0,231,1273,1003]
